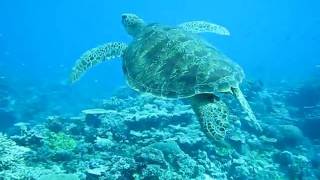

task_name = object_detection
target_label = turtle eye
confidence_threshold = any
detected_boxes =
[122,15,132,26]
[122,14,128,19]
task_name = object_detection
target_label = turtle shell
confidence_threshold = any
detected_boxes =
[122,23,244,99]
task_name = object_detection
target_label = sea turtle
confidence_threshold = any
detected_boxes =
[70,13,262,141]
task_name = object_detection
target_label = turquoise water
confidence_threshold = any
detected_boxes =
[1,1,320,179]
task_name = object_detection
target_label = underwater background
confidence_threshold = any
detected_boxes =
[1,0,320,179]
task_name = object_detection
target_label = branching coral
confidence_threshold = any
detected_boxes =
[0,133,30,171]
[0,133,30,179]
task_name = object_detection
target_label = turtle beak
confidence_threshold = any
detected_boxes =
[121,13,130,26]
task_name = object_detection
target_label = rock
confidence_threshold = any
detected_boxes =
[274,151,294,166]
[149,141,184,157]
[277,125,305,147]
[175,153,205,178]
[108,156,136,178]
[259,135,277,143]
[86,168,104,180]
[229,132,248,154]
[229,134,246,144]
[134,147,168,168]
[94,137,114,150]
[38,174,79,180]
[230,164,250,180]
[11,122,44,147]
[141,164,164,179]
[82,109,108,128]
[46,116,64,133]
[103,96,126,110]
[51,150,74,162]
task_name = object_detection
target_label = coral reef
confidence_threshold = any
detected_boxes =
[38,174,79,180]
[0,133,30,179]
[46,132,77,151]
[0,84,319,179]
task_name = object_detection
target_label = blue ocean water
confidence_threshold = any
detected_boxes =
[0,0,320,179]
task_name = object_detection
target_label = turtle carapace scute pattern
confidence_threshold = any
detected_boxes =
[123,23,244,99]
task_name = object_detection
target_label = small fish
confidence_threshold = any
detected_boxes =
[304,106,316,109]
[316,65,320,68]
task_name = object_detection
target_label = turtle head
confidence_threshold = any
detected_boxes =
[122,13,146,37]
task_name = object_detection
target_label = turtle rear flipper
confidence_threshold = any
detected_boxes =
[178,21,230,36]
[232,87,262,132]
[70,42,128,83]
[191,94,230,141]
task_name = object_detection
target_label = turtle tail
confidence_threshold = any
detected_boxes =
[191,93,230,142]
[70,42,128,83]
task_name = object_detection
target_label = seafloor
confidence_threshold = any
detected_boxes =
[0,77,319,180]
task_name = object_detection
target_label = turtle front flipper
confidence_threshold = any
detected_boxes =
[191,93,230,142]
[178,21,230,36]
[231,87,262,132]
[70,42,128,83]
